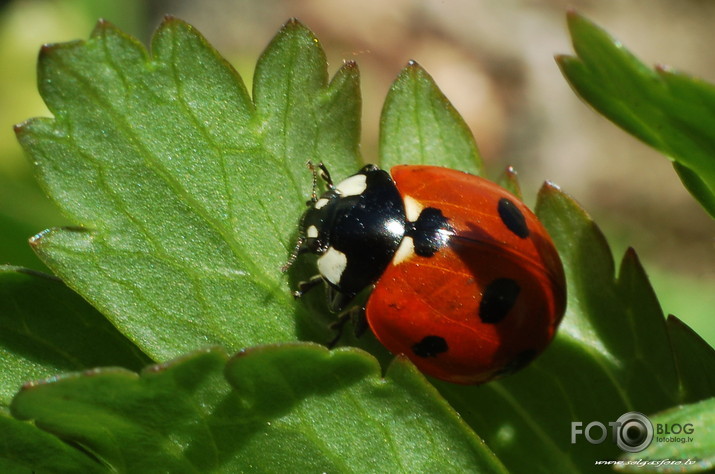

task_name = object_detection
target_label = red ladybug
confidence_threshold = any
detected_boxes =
[288,163,566,384]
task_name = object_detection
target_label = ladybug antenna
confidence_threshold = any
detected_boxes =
[281,235,304,273]
[285,161,333,272]
[306,160,334,202]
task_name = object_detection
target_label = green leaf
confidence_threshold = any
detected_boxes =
[15,18,361,361]
[12,15,715,473]
[557,12,715,218]
[0,413,104,473]
[667,315,715,403]
[496,165,523,200]
[436,184,690,473]
[0,206,54,272]
[0,265,151,407]
[673,162,715,218]
[9,344,507,473]
[618,398,715,472]
[379,61,482,173]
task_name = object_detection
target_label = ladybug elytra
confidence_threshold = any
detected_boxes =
[287,163,566,384]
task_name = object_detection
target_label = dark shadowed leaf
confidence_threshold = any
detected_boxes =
[435,185,701,473]
[0,265,150,406]
[9,345,507,472]
[618,398,715,473]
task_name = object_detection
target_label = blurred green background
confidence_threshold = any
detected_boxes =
[1,0,713,346]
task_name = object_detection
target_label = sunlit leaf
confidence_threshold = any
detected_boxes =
[15,18,362,360]
[558,12,715,218]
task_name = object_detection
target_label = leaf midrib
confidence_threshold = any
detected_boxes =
[49,37,295,311]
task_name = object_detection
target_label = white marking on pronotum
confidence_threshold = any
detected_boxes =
[306,225,319,238]
[317,247,348,286]
[403,195,423,222]
[314,198,330,209]
[392,236,415,265]
[335,174,368,197]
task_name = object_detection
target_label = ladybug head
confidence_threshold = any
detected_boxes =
[284,163,405,309]
[296,188,340,257]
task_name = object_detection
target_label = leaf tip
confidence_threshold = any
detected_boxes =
[231,341,328,363]
[666,314,690,331]
[28,229,51,248]
[655,63,669,73]
[342,59,359,71]
[553,53,573,67]
[266,17,322,55]
[143,346,226,375]
[396,59,429,82]
[13,120,29,137]
[565,8,580,22]
[28,227,91,249]
[539,180,562,194]
[497,165,523,199]
[655,63,681,82]
[95,17,112,28]
[18,376,56,394]
[19,367,133,393]
[90,18,120,38]
[618,246,650,282]
[534,180,574,215]
[666,314,690,332]
[39,40,77,59]
[280,17,310,34]
[564,11,610,52]
[565,9,590,31]
[405,59,423,71]
[158,14,191,32]
[623,246,638,260]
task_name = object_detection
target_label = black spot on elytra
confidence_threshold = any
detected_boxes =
[406,207,452,257]
[494,349,538,377]
[498,198,529,239]
[412,335,448,358]
[479,278,520,323]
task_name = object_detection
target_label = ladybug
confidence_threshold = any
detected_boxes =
[287,163,566,384]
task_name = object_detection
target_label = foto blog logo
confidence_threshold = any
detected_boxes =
[571,412,654,453]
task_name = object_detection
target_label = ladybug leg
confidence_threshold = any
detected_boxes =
[327,305,367,348]
[325,285,352,313]
[292,274,324,298]
[352,306,368,338]
[327,313,349,348]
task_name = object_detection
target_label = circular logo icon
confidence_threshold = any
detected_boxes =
[615,412,653,453]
